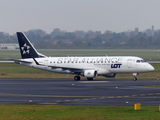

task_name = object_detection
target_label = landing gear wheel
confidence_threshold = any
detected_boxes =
[74,76,80,81]
[87,78,93,81]
[133,77,137,81]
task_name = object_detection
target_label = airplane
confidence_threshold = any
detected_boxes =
[12,32,154,81]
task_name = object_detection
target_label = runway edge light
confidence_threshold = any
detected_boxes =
[134,103,141,110]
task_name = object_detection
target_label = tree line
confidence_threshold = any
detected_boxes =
[0,28,160,49]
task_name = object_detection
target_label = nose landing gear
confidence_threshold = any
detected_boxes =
[133,77,137,81]
[133,73,138,81]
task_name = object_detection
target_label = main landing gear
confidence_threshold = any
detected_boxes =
[74,76,94,81]
[87,78,93,81]
[74,76,81,81]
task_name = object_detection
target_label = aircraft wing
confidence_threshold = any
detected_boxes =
[33,58,95,73]
[49,65,84,71]
[48,65,95,74]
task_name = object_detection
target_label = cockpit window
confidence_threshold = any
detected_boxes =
[136,60,140,63]
[136,60,146,63]
[141,60,146,62]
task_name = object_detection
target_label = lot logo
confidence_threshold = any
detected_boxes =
[111,64,122,68]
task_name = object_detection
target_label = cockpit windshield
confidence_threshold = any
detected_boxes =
[136,60,146,63]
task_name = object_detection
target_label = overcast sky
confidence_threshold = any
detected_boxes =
[1,0,160,34]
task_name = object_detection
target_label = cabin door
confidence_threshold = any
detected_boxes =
[127,59,132,68]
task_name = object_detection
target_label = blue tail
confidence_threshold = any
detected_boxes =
[17,32,46,59]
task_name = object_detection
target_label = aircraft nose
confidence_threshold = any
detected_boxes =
[146,64,155,71]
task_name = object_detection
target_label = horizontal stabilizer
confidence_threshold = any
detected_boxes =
[8,59,32,64]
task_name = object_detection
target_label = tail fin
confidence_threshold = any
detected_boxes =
[17,32,46,59]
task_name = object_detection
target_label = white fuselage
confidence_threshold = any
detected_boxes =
[19,56,154,76]
[15,32,155,80]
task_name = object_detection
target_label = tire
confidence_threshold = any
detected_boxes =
[133,77,137,81]
[87,78,93,81]
[74,76,80,81]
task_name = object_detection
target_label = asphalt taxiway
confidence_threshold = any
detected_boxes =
[0,78,160,106]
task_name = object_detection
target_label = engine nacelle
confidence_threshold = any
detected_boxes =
[104,74,116,78]
[84,70,97,78]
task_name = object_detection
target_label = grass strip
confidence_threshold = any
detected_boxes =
[0,105,160,120]
[1,49,160,60]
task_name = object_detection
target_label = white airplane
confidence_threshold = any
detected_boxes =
[12,32,154,81]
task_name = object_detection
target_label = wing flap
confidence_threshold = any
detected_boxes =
[33,58,84,71]
[49,65,82,70]
[49,65,84,73]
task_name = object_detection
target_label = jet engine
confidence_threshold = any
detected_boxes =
[104,73,116,78]
[84,70,97,78]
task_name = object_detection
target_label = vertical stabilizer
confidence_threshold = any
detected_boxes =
[17,32,46,59]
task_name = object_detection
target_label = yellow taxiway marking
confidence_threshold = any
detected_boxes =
[140,94,146,96]
[91,98,97,100]
[55,100,62,102]
[107,96,114,98]
[74,99,80,101]
[131,96,160,98]
[131,95,138,97]
[124,96,130,98]
[79,81,110,83]
[83,99,89,100]
[116,96,123,98]
[99,97,105,99]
